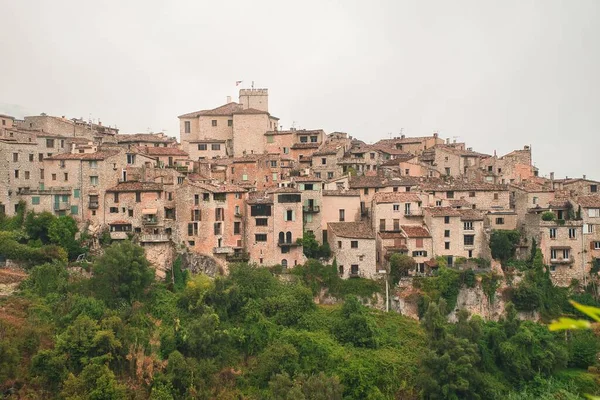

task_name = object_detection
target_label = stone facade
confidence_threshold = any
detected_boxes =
[328,221,377,279]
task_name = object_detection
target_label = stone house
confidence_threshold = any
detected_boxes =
[292,175,324,241]
[16,114,118,137]
[419,181,511,211]
[115,133,177,148]
[264,129,324,162]
[570,195,600,270]
[311,141,347,181]
[135,146,192,171]
[179,89,280,158]
[328,221,377,279]
[476,146,533,185]
[371,192,425,235]
[374,134,444,155]
[553,177,600,196]
[321,189,362,243]
[420,145,489,177]
[424,207,488,265]
[510,182,556,220]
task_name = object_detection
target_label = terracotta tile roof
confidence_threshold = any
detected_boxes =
[328,222,374,239]
[46,150,120,161]
[189,181,246,193]
[349,175,385,188]
[313,142,344,156]
[401,225,431,238]
[322,189,360,197]
[373,192,421,204]
[379,231,406,239]
[178,102,242,118]
[380,154,417,166]
[576,195,600,208]
[247,191,273,204]
[141,147,188,157]
[233,108,269,116]
[424,207,462,217]
[549,199,570,208]
[0,114,15,119]
[109,220,131,225]
[116,133,175,143]
[267,187,301,194]
[435,144,490,158]
[425,259,438,267]
[420,180,507,192]
[449,199,472,208]
[509,181,553,193]
[375,135,439,145]
[291,143,320,149]
[459,209,485,221]
[106,181,164,192]
[188,139,227,143]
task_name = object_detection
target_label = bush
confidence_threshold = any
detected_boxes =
[541,211,556,221]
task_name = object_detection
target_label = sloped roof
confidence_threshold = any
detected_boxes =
[322,189,360,197]
[116,133,175,143]
[247,191,273,204]
[137,147,189,157]
[178,102,242,118]
[576,195,600,208]
[106,182,164,192]
[328,222,374,239]
[401,225,431,238]
[45,150,120,161]
[373,192,421,203]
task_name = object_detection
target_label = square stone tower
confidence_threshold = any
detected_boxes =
[239,89,269,112]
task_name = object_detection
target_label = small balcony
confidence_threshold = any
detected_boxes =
[142,218,159,225]
[110,231,128,240]
[278,241,301,247]
[53,202,69,211]
[404,210,423,217]
[303,205,320,213]
[140,234,170,243]
[551,257,574,264]
[88,202,99,209]
[213,246,234,254]
[226,252,250,263]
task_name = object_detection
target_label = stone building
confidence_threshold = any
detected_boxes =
[371,192,425,235]
[420,145,489,177]
[292,175,324,241]
[476,146,534,184]
[321,189,362,243]
[179,89,280,158]
[328,221,377,279]
[374,134,444,155]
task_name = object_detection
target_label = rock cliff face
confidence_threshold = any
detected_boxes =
[143,243,174,279]
[180,252,222,277]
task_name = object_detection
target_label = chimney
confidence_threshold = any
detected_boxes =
[227,96,232,103]
[433,132,438,138]
[550,172,554,181]
[467,147,472,151]
[401,134,405,139]
[583,174,587,179]
[524,145,530,150]
[446,138,450,145]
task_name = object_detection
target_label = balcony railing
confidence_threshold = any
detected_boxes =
[142,218,159,225]
[303,205,320,213]
[140,234,170,243]
[278,241,301,247]
[551,257,574,264]
[404,210,423,216]
[213,246,234,254]
[88,202,99,209]
[226,252,250,262]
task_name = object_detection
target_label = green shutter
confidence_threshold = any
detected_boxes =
[62,195,68,202]
[32,196,40,205]
[74,189,80,198]
[70,205,78,215]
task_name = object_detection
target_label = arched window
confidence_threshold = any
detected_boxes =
[278,232,285,244]
[286,231,292,243]
[281,259,288,268]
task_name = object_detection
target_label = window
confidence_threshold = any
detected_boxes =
[46,139,54,148]
[594,242,600,250]
[310,136,318,142]
[591,185,598,193]
[493,193,499,200]
[184,121,191,133]
[351,241,358,248]
[412,251,426,257]
[113,192,120,203]
[188,222,198,236]
[109,207,118,213]
[191,209,201,221]
[266,135,274,143]
[464,222,473,230]
[339,209,345,222]
[550,228,557,239]
[52,173,56,181]
[242,174,248,181]
[300,136,308,143]
[444,242,450,249]
[584,224,594,234]
[416,238,424,248]
[327,172,334,179]
[39,153,44,162]
[63,172,68,181]
[198,144,207,150]
[215,208,224,221]
[128,209,134,217]
[40,169,44,179]
[379,219,386,231]
[436,200,442,206]
[588,209,600,218]
[283,147,289,154]
[446,191,454,199]
[445,167,451,176]
[393,204,400,212]
[256,218,268,226]
[563,249,570,259]
[90,160,98,168]
[337,241,342,249]
[393,219,400,231]
[74,189,80,199]
[444,230,450,237]
[32,196,40,205]
[569,228,576,239]
[214,222,222,235]
[321,158,327,165]
[464,235,475,246]
[234,222,241,234]
[24,171,30,180]
[228,119,233,127]
[364,188,369,195]
[350,265,359,275]
[533,196,538,205]
[495,217,505,225]
[90,176,98,185]
[14,170,19,178]
[272,173,278,181]
[444,216,450,224]
[255,234,267,242]
[284,209,294,221]
[70,205,78,215]
[126,154,136,164]
[315,172,321,178]
[212,120,217,127]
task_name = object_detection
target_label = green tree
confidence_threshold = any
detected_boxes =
[490,230,521,262]
[48,215,84,259]
[389,253,415,284]
[61,363,127,400]
[24,211,56,244]
[297,231,331,260]
[90,241,154,306]
[333,296,379,348]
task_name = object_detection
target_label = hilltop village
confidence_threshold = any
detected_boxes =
[1,88,599,287]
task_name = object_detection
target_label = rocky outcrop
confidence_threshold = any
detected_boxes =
[143,243,174,279]
[180,252,222,277]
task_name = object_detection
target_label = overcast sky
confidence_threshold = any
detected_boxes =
[1,0,598,179]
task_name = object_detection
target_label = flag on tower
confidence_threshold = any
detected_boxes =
[235,81,243,86]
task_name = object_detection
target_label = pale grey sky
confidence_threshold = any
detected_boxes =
[1,0,598,179]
